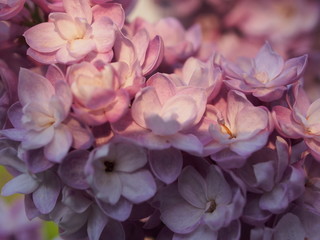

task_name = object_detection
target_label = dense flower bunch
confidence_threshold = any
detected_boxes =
[1,0,320,239]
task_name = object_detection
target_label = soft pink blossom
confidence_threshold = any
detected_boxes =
[169,55,222,102]
[67,61,130,125]
[112,73,206,155]
[132,17,201,66]
[196,90,273,168]
[1,68,73,162]
[24,0,124,64]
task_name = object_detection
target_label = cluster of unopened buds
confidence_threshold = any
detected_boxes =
[1,0,320,239]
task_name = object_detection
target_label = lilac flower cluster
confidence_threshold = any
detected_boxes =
[1,0,320,239]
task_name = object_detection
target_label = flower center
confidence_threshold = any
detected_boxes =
[104,161,114,172]
[218,119,236,139]
[254,71,269,84]
[205,200,217,213]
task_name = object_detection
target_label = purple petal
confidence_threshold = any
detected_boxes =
[1,173,39,196]
[160,185,203,234]
[58,150,90,190]
[32,171,61,214]
[178,167,207,209]
[18,68,55,106]
[61,187,92,213]
[97,198,132,221]
[274,213,305,240]
[44,124,72,163]
[149,148,183,184]
[254,42,284,79]
[114,142,147,173]
[119,170,156,204]
[87,205,109,240]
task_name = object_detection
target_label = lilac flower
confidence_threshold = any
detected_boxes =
[67,62,130,125]
[223,42,307,101]
[0,141,61,214]
[112,73,206,155]
[24,0,124,64]
[158,165,245,239]
[169,55,223,102]
[251,206,320,240]
[273,84,320,160]
[197,90,273,168]
[132,17,201,66]
[85,141,156,219]
[236,137,305,220]
[1,68,73,162]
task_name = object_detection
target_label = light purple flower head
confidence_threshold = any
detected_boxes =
[251,206,320,240]
[273,84,320,161]
[237,137,305,218]
[157,165,245,239]
[85,140,156,215]
[223,42,307,102]
[1,67,92,162]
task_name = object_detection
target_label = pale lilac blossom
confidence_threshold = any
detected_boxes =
[85,141,156,217]
[273,84,320,161]
[223,42,307,102]
[158,165,245,239]
[197,90,273,168]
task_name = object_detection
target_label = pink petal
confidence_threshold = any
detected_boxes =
[104,89,130,123]
[272,106,304,138]
[67,39,96,59]
[131,86,162,128]
[92,16,115,53]
[141,35,164,76]
[26,48,57,64]
[24,22,65,53]
[147,73,176,105]
[92,3,125,29]
[254,42,284,79]
[63,0,92,24]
